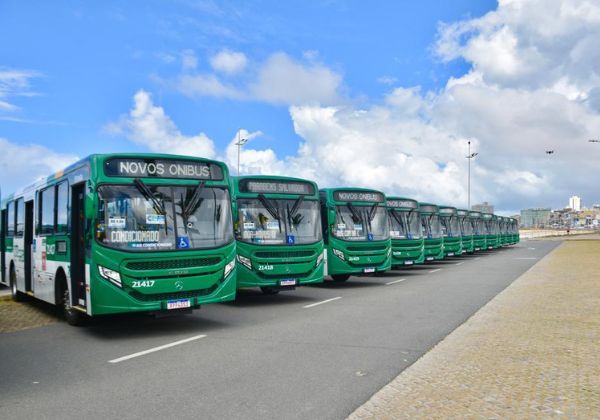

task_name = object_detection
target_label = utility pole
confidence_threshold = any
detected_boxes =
[235,130,248,176]
[466,141,478,210]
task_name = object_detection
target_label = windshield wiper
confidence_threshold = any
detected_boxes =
[133,178,168,234]
[258,194,282,232]
[287,196,305,227]
[346,203,362,224]
[389,209,405,230]
[182,181,205,221]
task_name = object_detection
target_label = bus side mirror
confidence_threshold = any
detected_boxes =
[328,209,336,222]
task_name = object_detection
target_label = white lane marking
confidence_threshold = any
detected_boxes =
[455,262,465,266]
[515,257,538,260]
[528,247,536,250]
[428,268,442,273]
[108,335,207,364]
[386,278,406,285]
[303,297,342,309]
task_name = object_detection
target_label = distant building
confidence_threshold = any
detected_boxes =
[520,208,551,228]
[568,195,581,211]
[472,201,494,214]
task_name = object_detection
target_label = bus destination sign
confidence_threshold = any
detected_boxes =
[104,158,223,180]
[333,191,385,203]
[457,210,469,216]
[387,199,417,209]
[419,205,438,213]
[240,179,314,195]
[439,208,456,215]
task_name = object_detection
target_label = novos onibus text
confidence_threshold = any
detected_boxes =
[232,176,324,294]
[0,154,236,325]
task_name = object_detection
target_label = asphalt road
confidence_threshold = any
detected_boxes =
[0,240,559,419]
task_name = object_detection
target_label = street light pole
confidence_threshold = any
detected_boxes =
[466,141,478,210]
[235,130,248,176]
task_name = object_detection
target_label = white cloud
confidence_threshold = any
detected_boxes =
[105,90,216,158]
[210,49,247,74]
[249,53,342,105]
[175,74,243,99]
[181,49,198,71]
[0,138,78,194]
[0,68,42,112]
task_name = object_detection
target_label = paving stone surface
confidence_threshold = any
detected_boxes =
[349,240,600,419]
[0,297,58,333]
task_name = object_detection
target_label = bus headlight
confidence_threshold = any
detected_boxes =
[236,254,252,269]
[98,266,122,287]
[223,260,236,278]
[332,248,345,261]
[316,251,324,266]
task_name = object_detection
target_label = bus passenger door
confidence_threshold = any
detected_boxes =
[1,209,6,284]
[24,200,34,292]
[70,184,86,308]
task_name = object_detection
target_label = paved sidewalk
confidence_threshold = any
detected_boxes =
[349,240,600,418]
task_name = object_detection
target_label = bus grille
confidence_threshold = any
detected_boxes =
[126,257,221,271]
[253,250,315,259]
[346,245,387,252]
[129,285,218,302]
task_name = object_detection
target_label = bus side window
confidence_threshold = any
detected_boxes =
[39,186,55,235]
[15,199,24,237]
[56,181,69,233]
[7,202,15,237]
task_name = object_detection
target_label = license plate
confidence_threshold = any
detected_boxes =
[475,247,480,251]
[279,279,297,286]
[167,299,191,310]
[363,267,375,273]
[405,261,414,265]
[426,256,434,261]
[448,252,454,256]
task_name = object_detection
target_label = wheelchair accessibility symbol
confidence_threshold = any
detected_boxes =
[286,235,295,245]
[177,236,190,249]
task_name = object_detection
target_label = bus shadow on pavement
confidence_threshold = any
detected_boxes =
[81,312,228,340]
[223,289,315,307]
[308,279,384,289]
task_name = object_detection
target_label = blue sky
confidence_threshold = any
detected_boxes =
[0,0,494,157]
[2,0,600,213]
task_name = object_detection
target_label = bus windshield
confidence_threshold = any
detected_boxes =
[236,198,321,245]
[333,204,389,241]
[97,184,233,251]
[421,214,442,238]
[460,217,473,236]
[388,209,422,239]
[440,215,460,237]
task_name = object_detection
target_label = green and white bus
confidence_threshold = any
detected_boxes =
[470,211,486,251]
[419,203,444,262]
[499,217,509,246]
[0,154,236,325]
[511,218,520,245]
[320,188,391,281]
[386,197,424,267]
[439,206,462,257]
[457,209,474,253]
[231,176,324,294]
[483,213,499,249]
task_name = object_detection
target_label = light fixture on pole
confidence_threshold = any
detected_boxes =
[235,130,248,176]
[466,140,478,210]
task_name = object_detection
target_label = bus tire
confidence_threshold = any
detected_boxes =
[331,274,350,282]
[56,273,86,326]
[260,287,280,295]
[10,264,25,302]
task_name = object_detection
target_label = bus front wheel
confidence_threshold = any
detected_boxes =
[331,274,350,282]
[10,265,24,302]
[260,287,280,295]
[57,276,86,326]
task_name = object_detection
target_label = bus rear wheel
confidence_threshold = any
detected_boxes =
[331,274,350,282]
[10,265,25,302]
[260,287,280,295]
[57,277,86,326]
